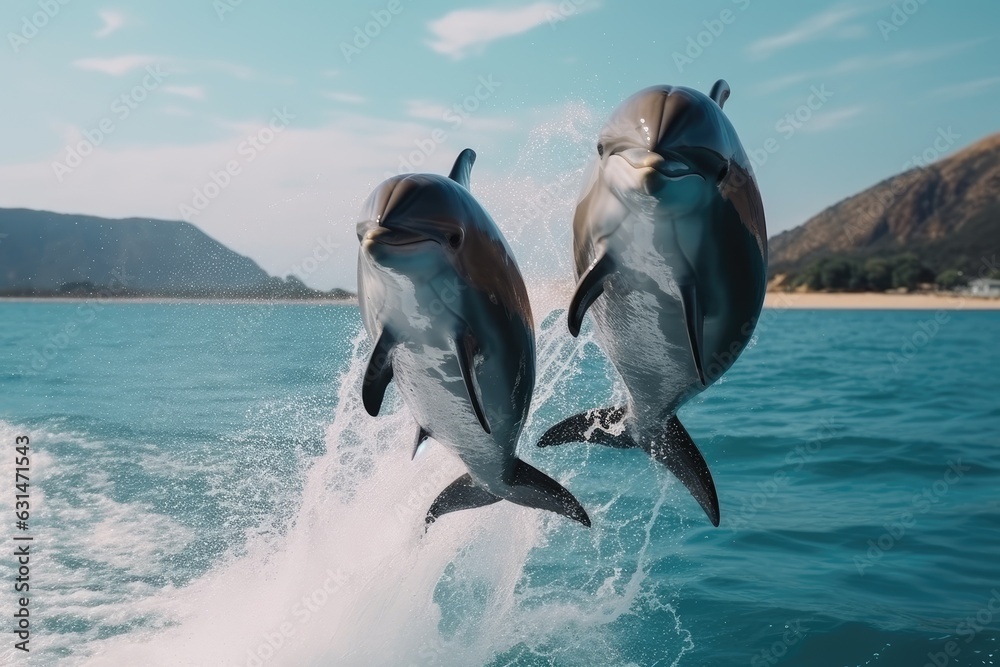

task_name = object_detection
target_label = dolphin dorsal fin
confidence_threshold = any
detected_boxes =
[448,148,477,189]
[709,80,731,109]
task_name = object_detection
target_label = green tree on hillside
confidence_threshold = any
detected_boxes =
[935,269,967,290]
[863,258,893,291]
[820,259,852,290]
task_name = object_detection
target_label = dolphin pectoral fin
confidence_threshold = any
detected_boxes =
[568,253,615,337]
[362,330,395,417]
[709,80,731,109]
[679,283,707,386]
[447,148,476,189]
[425,474,501,527]
[457,332,491,434]
[507,460,591,527]
[412,426,430,460]
[536,407,635,449]
[649,416,721,527]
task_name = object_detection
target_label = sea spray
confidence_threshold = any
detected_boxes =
[75,317,692,666]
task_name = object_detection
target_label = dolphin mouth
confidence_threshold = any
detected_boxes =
[613,148,701,180]
[363,227,432,247]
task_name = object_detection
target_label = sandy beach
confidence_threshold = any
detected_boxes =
[765,291,1000,310]
[527,279,999,312]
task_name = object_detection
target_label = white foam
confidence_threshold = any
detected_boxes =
[62,324,691,667]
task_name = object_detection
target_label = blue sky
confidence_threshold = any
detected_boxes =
[1,0,998,290]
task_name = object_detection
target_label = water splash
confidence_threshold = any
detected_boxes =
[56,311,691,666]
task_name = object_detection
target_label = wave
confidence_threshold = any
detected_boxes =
[15,321,689,666]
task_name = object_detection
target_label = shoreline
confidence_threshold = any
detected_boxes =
[1,293,997,310]
[764,292,1000,310]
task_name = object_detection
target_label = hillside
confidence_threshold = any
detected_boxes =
[769,133,1000,288]
[0,209,350,299]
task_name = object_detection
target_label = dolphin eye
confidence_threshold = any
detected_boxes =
[597,142,605,157]
[717,163,730,183]
[448,233,462,249]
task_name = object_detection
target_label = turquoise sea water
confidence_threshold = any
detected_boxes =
[0,302,998,666]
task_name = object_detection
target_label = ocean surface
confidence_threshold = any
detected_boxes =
[0,301,998,666]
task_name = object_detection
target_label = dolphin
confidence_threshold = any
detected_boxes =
[537,81,767,526]
[357,148,590,528]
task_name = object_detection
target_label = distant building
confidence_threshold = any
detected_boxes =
[969,278,1000,297]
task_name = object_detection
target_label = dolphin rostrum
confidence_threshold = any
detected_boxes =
[357,148,590,528]
[538,81,767,526]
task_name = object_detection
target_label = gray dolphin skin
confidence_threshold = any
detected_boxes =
[356,148,590,528]
[537,80,767,526]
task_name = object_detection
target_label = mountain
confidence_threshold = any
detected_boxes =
[768,133,1000,288]
[0,208,351,299]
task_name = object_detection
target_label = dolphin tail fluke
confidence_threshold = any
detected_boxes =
[425,474,501,528]
[536,407,634,449]
[536,409,720,526]
[651,416,720,527]
[506,459,591,527]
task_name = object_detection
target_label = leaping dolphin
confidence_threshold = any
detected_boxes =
[537,81,767,526]
[357,148,591,528]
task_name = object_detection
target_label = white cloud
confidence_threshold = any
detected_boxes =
[94,10,126,38]
[753,72,814,96]
[159,106,194,117]
[163,85,205,100]
[748,5,866,59]
[72,55,258,81]
[324,92,366,105]
[197,60,256,81]
[752,42,980,95]
[426,2,596,59]
[931,76,1000,98]
[73,54,157,76]
[396,100,517,135]
[405,100,450,120]
[402,99,517,133]
[801,105,865,133]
